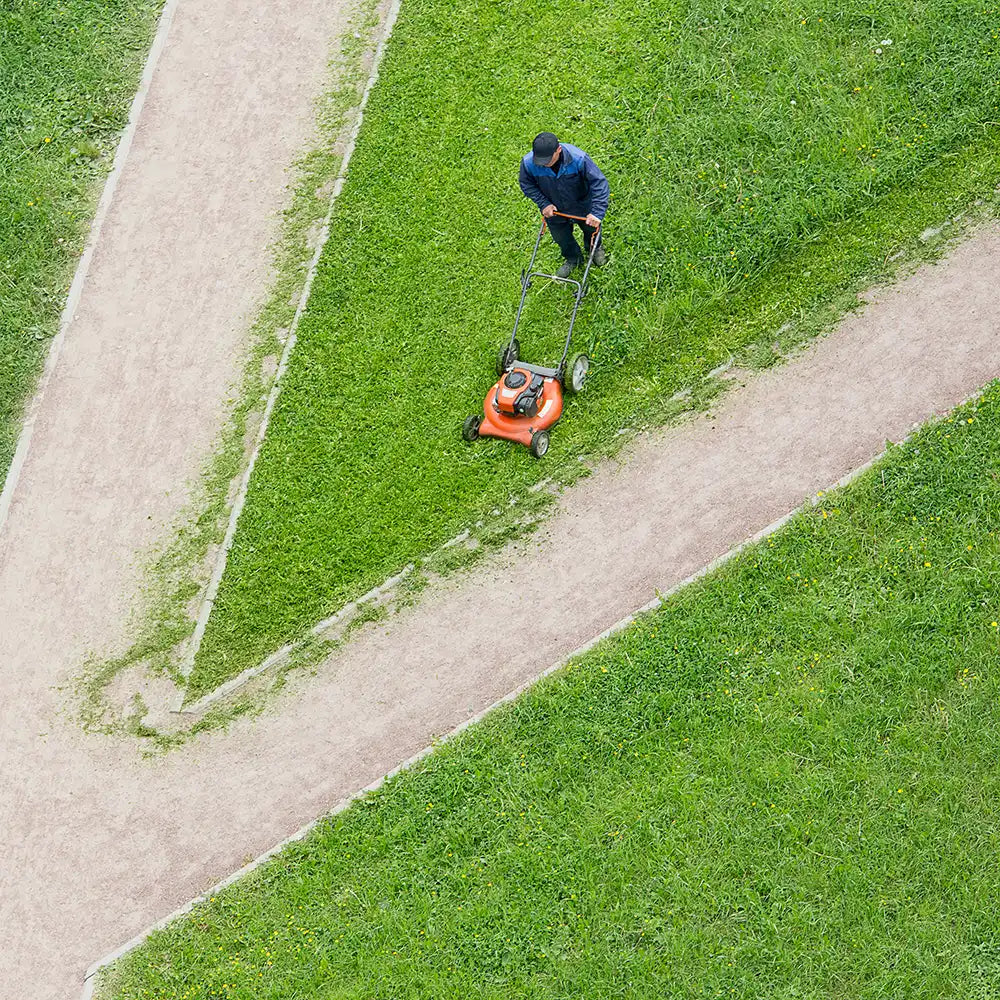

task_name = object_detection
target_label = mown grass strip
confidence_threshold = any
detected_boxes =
[193,0,1000,691]
[103,384,1000,998]
[0,0,162,485]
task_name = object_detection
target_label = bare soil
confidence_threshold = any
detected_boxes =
[0,28,997,992]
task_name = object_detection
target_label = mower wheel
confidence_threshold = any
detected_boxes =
[496,338,521,375]
[564,352,590,394]
[529,429,550,458]
[462,415,481,442]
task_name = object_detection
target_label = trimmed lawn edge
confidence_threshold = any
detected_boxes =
[173,0,404,703]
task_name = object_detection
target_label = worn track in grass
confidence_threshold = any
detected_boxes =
[2,218,998,995]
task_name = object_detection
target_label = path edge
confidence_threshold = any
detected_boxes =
[0,0,181,541]
[80,420,962,997]
[175,0,404,702]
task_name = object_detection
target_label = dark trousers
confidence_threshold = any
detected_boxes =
[547,217,598,262]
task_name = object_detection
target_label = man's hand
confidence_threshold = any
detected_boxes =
[585,213,602,229]
[541,204,557,218]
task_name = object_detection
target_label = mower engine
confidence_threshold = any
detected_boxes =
[495,368,545,418]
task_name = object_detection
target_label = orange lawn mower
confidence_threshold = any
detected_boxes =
[462,212,600,458]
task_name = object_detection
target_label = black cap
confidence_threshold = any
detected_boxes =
[532,132,559,166]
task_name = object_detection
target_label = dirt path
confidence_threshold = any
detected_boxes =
[1,188,997,1000]
[0,0,361,995]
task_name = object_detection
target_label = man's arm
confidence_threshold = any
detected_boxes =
[519,159,553,212]
[584,154,610,219]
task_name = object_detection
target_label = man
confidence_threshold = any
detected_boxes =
[519,132,609,278]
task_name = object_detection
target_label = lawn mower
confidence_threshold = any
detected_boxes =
[462,211,600,458]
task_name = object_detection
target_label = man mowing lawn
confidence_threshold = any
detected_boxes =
[519,131,609,277]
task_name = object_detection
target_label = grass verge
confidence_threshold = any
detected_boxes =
[193,0,1000,691]
[0,0,162,486]
[102,382,1000,998]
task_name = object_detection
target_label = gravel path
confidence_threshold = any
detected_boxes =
[0,29,997,993]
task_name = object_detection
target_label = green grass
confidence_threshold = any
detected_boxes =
[192,0,1000,692]
[0,0,162,484]
[102,383,1000,998]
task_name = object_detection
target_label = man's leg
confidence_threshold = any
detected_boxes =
[547,218,582,263]
[581,220,606,266]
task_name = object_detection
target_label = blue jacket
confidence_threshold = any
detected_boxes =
[519,143,609,220]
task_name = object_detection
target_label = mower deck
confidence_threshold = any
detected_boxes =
[478,367,564,449]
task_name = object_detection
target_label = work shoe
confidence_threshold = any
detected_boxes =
[556,258,581,279]
[592,245,608,267]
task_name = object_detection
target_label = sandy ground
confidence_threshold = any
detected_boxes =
[0,0,359,995]
[1,211,997,995]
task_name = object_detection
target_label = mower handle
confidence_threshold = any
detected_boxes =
[545,210,601,227]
